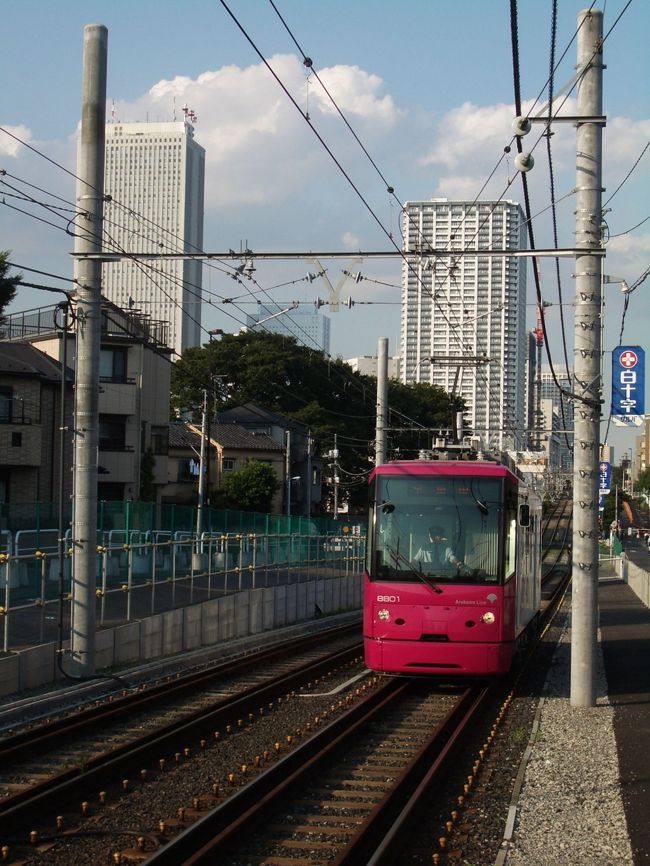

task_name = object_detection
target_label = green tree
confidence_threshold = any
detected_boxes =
[636,466,650,493]
[221,459,280,513]
[0,252,21,318]
[171,331,464,509]
[139,447,156,502]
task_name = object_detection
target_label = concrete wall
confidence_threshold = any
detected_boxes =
[0,572,361,698]
[620,555,650,608]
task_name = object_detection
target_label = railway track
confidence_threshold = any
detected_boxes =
[0,506,575,864]
[143,680,490,866]
[0,624,362,848]
[541,498,572,593]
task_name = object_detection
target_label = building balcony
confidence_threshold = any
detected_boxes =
[97,448,137,484]
[99,381,137,415]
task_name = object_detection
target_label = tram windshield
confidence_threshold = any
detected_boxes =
[368,474,505,584]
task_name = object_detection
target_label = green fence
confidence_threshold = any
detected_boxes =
[0,501,352,539]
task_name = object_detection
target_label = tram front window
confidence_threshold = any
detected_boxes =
[371,475,503,583]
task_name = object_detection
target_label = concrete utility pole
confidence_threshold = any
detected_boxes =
[375,337,388,466]
[196,389,208,539]
[571,8,604,707]
[285,430,292,517]
[71,24,107,677]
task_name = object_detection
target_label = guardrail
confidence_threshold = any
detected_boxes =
[0,532,366,652]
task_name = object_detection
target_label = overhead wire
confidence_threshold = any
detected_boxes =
[260,0,607,447]
[603,138,650,207]
[539,0,573,452]
[234,0,532,444]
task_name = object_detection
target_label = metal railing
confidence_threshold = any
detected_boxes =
[0,531,366,653]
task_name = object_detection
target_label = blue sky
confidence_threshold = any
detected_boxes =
[1,0,648,457]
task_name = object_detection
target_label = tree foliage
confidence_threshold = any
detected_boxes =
[0,252,21,318]
[220,459,279,513]
[636,466,650,492]
[171,331,465,508]
[139,447,156,502]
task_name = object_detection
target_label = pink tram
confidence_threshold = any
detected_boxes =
[363,458,542,677]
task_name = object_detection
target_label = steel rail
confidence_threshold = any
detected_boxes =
[0,638,361,837]
[142,681,486,865]
[0,621,359,763]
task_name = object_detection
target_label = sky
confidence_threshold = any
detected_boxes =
[1,0,648,459]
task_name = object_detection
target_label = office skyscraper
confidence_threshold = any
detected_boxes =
[245,305,331,354]
[103,119,205,357]
[540,365,574,470]
[401,198,527,450]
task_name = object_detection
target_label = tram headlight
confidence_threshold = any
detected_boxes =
[481,611,496,624]
[377,608,391,622]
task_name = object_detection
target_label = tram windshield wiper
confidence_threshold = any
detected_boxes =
[410,560,444,594]
[386,544,443,594]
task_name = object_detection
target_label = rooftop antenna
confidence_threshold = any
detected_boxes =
[182,103,198,124]
[173,96,176,122]
[110,98,115,123]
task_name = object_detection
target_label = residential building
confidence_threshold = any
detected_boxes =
[103,118,205,358]
[345,355,401,380]
[163,421,285,513]
[524,330,538,444]
[401,198,527,451]
[245,304,331,354]
[0,343,73,506]
[215,404,323,516]
[540,398,561,468]
[2,298,173,502]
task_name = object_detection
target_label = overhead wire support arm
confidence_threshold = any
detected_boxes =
[72,248,605,262]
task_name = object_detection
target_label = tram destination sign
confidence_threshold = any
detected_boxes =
[611,346,645,427]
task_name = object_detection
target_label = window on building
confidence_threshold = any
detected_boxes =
[99,415,128,450]
[151,426,169,455]
[11,432,22,447]
[222,458,235,473]
[99,347,128,383]
[0,386,13,423]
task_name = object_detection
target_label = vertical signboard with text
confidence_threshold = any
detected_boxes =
[611,346,645,427]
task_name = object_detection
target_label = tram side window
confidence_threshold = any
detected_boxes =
[503,488,517,580]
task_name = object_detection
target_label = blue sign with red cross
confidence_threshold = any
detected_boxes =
[612,346,645,427]
[599,461,611,495]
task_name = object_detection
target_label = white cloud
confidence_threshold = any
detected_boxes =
[110,55,400,209]
[0,125,33,157]
[341,231,361,249]
[608,233,650,255]
[605,117,650,165]
[418,101,518,171]
[311,65,398,123]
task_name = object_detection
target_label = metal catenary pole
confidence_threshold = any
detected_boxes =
[375,337,388,466]
[71,23,107,677]
[571,8,604,707]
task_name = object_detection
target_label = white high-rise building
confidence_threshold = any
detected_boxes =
[103,120,205,357]
[401,198,527,450]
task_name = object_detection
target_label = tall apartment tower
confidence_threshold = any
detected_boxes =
[103,119,205,357]
[401,198,527,450]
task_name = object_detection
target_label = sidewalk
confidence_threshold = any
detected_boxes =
[501,560,650,866]
[599,576,650,863]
